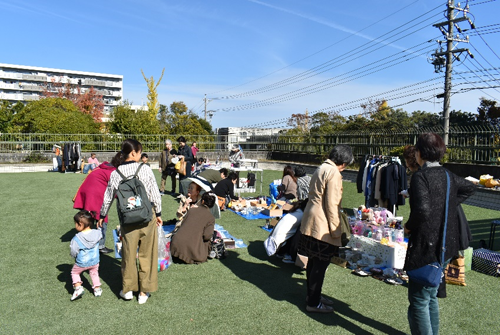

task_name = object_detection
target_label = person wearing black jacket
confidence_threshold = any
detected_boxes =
[176,136,194,195]
[404,133,475,335]
[213,172,241,209]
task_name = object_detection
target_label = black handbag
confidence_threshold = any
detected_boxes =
[407,171,450,287]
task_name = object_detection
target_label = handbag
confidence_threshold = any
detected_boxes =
[175,157,186,175]
[407,171,450,287]
[340,210,351,247]
[445,257,466,286]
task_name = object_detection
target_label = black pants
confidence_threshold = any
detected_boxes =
[306,256,331,307]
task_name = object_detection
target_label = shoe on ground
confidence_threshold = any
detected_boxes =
[99,247,114,254]
[306,296,335,306]
[138,293,150,304]
[120,290,133,301]
[71,286,84,301]
[159,191,165,196]
[282,257,295,264]
[306,302,335,313]
[94,287,102,297]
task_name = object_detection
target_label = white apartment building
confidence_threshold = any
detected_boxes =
[0,63,123,122]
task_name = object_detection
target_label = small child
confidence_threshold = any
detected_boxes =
[70,210,103,300]
[141,153,150,166]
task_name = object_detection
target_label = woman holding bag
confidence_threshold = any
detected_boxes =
[404,133,475,334]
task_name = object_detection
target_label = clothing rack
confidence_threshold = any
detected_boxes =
[59,141,82,173]
[357,154,407,216]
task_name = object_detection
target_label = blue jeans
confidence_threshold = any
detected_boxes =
[83,163,96,174]
[407,279,439,335]
[98,221,107,250]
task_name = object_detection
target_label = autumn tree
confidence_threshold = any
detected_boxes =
[141,68,165,118]
[43,77,104,122]
[8,98,100,134]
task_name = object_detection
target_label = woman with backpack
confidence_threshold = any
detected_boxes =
[98,139,162,305]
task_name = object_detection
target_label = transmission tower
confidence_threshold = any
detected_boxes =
[429,0,474,145]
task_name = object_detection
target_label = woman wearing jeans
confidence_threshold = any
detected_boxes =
[404,133,475,334]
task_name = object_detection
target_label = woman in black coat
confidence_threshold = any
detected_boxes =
[404,133,475,335]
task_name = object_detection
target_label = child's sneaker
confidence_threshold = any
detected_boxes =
[71,286,84,301]
[94,287,102,297]
[138,293,150,305]
[120,290,133,300]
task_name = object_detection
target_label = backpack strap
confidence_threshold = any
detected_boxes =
[115,163,144,181]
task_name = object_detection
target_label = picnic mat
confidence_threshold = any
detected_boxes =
[113,223,246,258]
[229,208,280,220]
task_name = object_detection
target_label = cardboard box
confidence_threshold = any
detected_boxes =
[223,238,236,249]
[262,208,283,217]
[250,200,267,207]
[268,217,281,228]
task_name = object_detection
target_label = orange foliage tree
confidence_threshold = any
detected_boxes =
[43,78,104,122]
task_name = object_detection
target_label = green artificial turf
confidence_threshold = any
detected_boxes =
[0,170,499,334]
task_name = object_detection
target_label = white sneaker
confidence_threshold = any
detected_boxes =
[138,293,150,304]
[120,290,133,300]
[71,286,84,301]
[94,287,102,297]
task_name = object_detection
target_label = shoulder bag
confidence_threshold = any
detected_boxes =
[407,171,450,287]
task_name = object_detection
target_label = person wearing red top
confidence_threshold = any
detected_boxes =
[191,142,199,159]
[73,161,116,254]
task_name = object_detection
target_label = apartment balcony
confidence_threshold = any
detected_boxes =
[23,94,40,101]
[22,74,47,82]
[22,84,44,92]
[0,83,20,90]
[0,71,22,80]
[84,79,106,87]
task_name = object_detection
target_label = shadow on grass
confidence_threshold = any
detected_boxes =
[222,240,405,334]
[58,229,123,297]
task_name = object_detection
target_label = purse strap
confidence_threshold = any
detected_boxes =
[440,170,451,265]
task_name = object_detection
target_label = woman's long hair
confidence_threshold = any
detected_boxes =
[282,165,297,183]
[111,139,143,167]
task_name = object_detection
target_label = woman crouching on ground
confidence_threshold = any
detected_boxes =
[170,192,216,264]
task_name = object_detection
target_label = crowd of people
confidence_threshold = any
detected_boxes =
[68,133,476,334]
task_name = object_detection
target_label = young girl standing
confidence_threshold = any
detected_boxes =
[70,210,103,300]
[98,139,162,305]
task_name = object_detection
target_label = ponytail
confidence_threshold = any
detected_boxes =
[112,139,143,167]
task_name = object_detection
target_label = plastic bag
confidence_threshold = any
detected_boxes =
[157,226,171,272]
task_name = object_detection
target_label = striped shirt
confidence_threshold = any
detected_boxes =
[100,161,162,218]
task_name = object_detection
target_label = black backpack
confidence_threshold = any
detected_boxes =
[247,173,256,187]
[115,163,153,226]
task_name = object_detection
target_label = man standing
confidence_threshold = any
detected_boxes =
[159,139,177,195]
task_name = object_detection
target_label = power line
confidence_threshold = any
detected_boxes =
[210,4,444,100]
[206,0,433,96]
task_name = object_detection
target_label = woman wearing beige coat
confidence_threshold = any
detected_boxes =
[300,145,353,313]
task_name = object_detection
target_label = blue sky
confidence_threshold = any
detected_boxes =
[1,0,499,130]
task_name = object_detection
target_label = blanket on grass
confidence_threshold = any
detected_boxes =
[113,223,246,258]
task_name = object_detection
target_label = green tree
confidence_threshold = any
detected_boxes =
[410,110,440,128]
[8,98,99,133]
[0,101,24,133]
[109,101,160,135]
[164,101,209,136]
[477,97,500,126]
[157,104,168,132]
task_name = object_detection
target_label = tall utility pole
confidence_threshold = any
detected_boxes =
[431,0,474,145]
[204,94,207,121]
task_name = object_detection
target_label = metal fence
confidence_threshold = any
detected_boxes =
[1,125,499,164]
